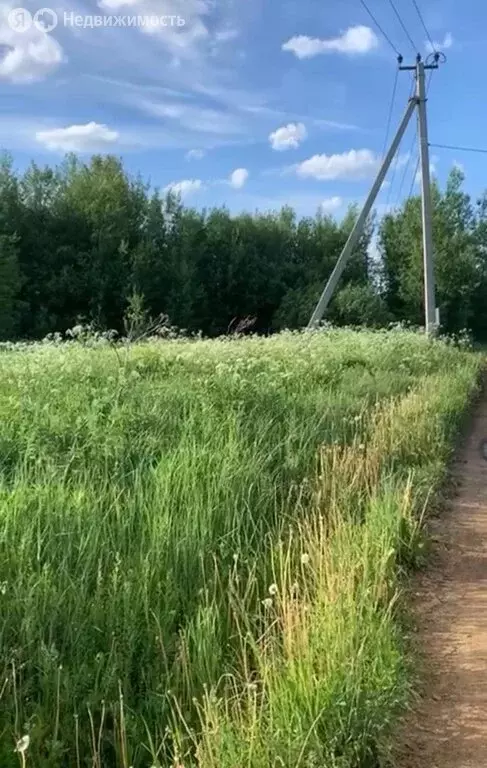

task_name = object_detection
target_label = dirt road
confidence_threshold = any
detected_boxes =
[395,387,487,767]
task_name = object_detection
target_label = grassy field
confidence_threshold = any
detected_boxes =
[0,328,481,767]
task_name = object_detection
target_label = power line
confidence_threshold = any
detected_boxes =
[394,125,417,205]
[387,0,419,54]
[381,67,399,160]
[410,0,436,52]
[407,153,420,201]
[385,74,416,208]
[430,142,487,155]
[358,0,402,57]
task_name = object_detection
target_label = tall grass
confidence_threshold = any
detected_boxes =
[0,329,481,766]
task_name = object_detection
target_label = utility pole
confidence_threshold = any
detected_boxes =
[307,53,441,333]
[399,54,439,334]
[416,57,436,334]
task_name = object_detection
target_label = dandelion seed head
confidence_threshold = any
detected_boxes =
[301,553,310,565]
[262,597,273,609]
[268,583,278,596]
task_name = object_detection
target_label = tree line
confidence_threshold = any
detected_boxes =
[1,152,487,341]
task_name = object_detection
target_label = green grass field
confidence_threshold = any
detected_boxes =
[0,329,481,767]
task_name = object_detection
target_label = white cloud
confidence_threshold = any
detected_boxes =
[321,196,343,213]
[229,168,249,189]
[185,148,205,160]
[163,178,204,196]
[425,32,453,54]
[97,0,210,57]
[368,233,381,263]
[393,153,411,170]
[375,202,395,217]
[209,25,239,57]
[282,26,378,59]
[36,122,119,152]
[0,5,64,82]
[214,26,239,43]
[312,118,360,131]
[269,122,307,151]
[296,149,379,181]
[136,98,245,136]
[415,157,438,186]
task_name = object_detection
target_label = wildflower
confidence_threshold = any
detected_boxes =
[301,553,310,566]
[262,598,273,609]
[268,583,278,596]
[14,735,29,753]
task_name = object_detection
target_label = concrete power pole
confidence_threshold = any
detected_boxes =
[415,57,437,334]
[307,54,441,333]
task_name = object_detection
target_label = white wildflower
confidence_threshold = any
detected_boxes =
[262,597,273,609]
[268,583,278,596]
[14,735,30,753]
[301,553,310,565]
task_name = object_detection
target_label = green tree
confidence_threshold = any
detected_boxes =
[330,283,392,327]
[62,154,147,329]
[274,205,374,330]
[0,235,21,339]
[379,169,480,335]
[2,148,487,342]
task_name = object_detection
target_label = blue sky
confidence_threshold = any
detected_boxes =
[0,0,485,217]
